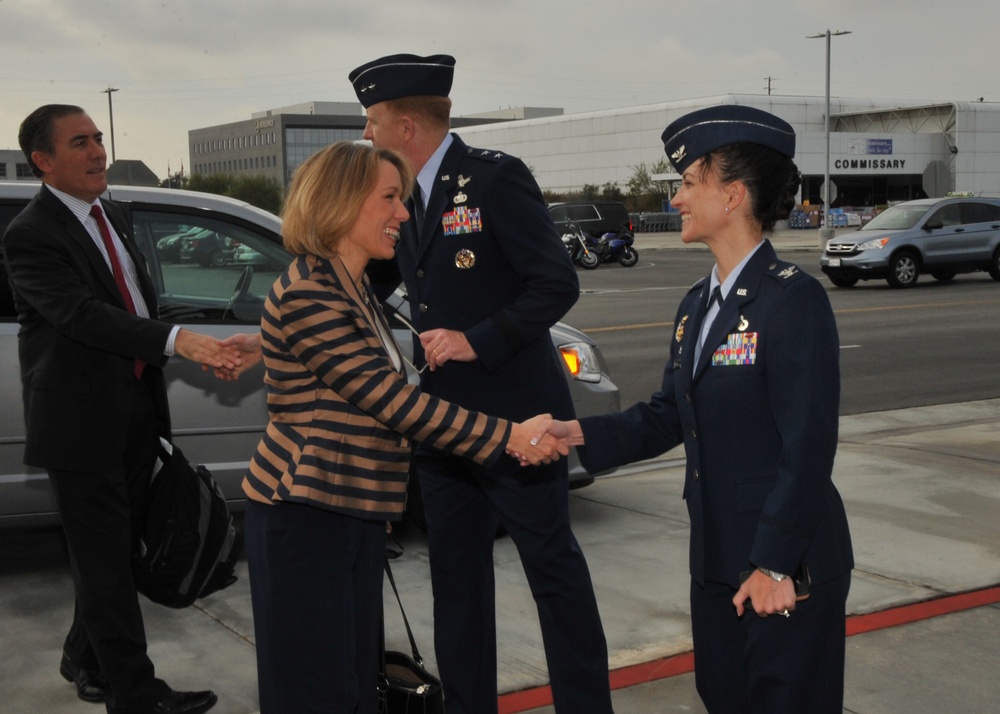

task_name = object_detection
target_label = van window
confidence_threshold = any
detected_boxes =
[131,209,288,323]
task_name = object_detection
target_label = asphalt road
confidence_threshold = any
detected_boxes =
[564,249,1000,415]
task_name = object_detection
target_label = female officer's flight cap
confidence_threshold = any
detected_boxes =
[349,54,456,108]
[660,105,795,173]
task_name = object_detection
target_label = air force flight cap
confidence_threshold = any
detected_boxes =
[661,105,796,173]
[349,53,456,108]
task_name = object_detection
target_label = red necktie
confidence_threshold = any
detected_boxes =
[90,204,145,379]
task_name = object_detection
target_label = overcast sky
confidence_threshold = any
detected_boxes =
[3,0,997,180]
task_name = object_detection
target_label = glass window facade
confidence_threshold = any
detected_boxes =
[284,127,363,180]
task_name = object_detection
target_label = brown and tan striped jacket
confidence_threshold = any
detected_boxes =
[243,254,511,520]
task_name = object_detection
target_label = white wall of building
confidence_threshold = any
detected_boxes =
[957,102,1000,196]
[454,94,1000,199]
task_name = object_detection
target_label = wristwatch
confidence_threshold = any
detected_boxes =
[758,567,788,582]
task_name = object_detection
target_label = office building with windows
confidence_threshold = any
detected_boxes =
[188,102,365,187]
[188,101,515,187]
[0,150,35,182]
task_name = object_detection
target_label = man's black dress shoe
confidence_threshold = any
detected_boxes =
[59,653,110,703]
[151,689,218,714]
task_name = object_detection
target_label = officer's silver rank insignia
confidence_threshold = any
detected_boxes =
[738,315,749,332]
[675,315,688,343]
[457,174,471,187]
[671,145,686,164]
[455,249,475,269]
[453,191,468,204]
[777,265,799,279]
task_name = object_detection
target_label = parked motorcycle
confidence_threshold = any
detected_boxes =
[591,224,639,267]
[560,221,601,269]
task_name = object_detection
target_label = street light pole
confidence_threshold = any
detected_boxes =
[807,30,851,242]
[102,86,119,163]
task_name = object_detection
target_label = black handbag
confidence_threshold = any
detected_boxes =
[378,556,444,714]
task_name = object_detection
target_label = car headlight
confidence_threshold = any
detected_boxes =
[857,237,890,251]
[559,341,603,383]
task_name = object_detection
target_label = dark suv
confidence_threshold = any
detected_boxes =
[549,201,633,237]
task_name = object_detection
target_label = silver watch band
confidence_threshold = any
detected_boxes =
[758,567,788,582]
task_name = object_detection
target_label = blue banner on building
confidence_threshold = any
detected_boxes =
[848,139,893,155]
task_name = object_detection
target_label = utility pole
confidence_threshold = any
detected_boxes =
[807,30,851,243]
[102,86,119,163]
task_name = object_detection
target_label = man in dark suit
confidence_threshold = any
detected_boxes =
[2,104,241,714]
[348,56,614,713]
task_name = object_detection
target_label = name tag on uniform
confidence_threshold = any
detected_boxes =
[711,332,758,366]
[442,206,482,236]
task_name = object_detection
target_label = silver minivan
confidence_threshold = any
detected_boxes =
[820,196,1000,288]
[1,182,620,528]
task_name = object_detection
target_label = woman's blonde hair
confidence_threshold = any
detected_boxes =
[281,141,414,257]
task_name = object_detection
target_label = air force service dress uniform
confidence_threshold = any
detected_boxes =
[576,106,854,714]
[350,55,613,714]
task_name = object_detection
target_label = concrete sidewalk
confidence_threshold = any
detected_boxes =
[633,226,838,253]
[3,399,1000,713]
[512,399,1000,713]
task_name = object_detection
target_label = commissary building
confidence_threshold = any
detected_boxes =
[455,94,1000,208]
[188,95,1000,207]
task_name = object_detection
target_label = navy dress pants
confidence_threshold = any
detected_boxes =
[245,499,386,714]
[690,572,851,714]
[415,448,613,714]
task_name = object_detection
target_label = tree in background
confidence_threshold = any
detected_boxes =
[626,159,672,212]
[160,171,187,190]
[600,182,624,202]
[184,173,284,215]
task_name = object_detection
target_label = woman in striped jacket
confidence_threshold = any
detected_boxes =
[240,141,561,714]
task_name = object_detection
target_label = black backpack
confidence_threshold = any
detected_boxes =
[135,439,239,608]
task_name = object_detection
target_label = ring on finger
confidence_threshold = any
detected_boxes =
[780,609,790,618]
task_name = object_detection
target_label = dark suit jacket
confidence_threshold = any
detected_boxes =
[369,134,579,422]
[578,241,854,587]
[2,185,172,471]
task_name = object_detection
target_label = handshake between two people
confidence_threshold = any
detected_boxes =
[505,416,585,467]
[194,331,580,470]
